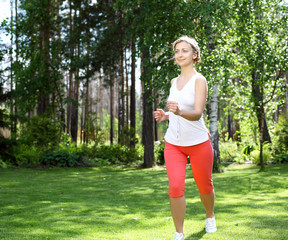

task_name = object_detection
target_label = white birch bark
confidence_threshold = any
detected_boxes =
[209,82,220,169]
[285,72,288,114]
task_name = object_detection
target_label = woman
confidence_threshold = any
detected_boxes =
[154,36,217,240]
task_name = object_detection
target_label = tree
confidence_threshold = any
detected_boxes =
[233,0,288,170]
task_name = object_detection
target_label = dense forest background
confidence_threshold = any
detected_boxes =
[0,0,287,172]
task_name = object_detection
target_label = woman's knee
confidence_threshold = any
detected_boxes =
[169,181,185,197]
[195,178,214,194]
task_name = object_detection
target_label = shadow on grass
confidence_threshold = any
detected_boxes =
[185,228,206,240]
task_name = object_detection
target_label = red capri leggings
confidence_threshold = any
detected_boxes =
[164,139,214,197]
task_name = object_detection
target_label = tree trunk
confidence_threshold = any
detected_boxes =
[251,74,271,143]
[285,72,288,114]
[259,104,265,171]
[13,0,18,138]
[118,49,125,144]
[154,91,158,141]
[80,103,84,143]
[84,76,89,143]
[142,47,154,168]
[209,83,220,172]
[110,73,115,145]
[71,67,79,143]
[130,37,136,147]
[205,14,220,172]
[37,0,51,115]
[124,49,128,127]
[67,0,74,134]
[227,112,233,140]
[99,70,103,129]
[10,0,14,139]
[234,118,241,144]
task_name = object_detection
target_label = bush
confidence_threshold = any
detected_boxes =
[19,115,62,152]
[13,144,44,167]
[42,151,80,167]
[273,153,288,164]
[241,143,255,155]
[0,137,16,165]
[250,144,271,165]
[273,114,288,156]
[154,141,165,165]
[96,144,142,165]
[234,153,250,164]
[233,142,256,164]
[0,157,7,168]
[219,140,238,163]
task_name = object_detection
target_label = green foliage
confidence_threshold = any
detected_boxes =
[250,144,272,165]
[0,136,15,164]
[241,143,255,156]
[272,114,288,155]
[19,115,61,151]
[233,142,256,164]
[154,141,165,165]
[10,116,63,167]
[273,153,288,164]
[95,144,142,165]
[42,151,80,167]
[219,140,238,163]
[0,82,15,164]
[118,124,138,146]
[238,117,258,144]
[13,144,44,167]
[0,157,7,169]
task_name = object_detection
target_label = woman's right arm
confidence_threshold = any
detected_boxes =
[154,77,175,122]
[154,108,169,122]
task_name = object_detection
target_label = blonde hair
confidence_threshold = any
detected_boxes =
[172,35,201,63]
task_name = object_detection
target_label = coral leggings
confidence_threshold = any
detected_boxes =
[164,139,214,197]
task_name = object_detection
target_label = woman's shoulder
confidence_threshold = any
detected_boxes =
[195,73,207,85]
[170,77,178,86]
[195,72,206,81]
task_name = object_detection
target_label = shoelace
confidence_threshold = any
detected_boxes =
[174,232,184,240]
[206,218,216,230]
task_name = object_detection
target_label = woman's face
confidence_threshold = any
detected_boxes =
[174,41,197,67]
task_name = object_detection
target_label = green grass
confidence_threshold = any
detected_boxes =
[0,164,287,240]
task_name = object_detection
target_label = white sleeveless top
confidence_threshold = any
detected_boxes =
[164,73,209,146]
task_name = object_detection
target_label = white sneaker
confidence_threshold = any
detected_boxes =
[173,232,184,240]
[205,216,217,233]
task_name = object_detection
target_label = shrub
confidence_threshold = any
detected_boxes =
[0,157,7,168]
[273,153,288,164]
[0,137,16,165]
[154,141,165,165]
[118,124,138,146]
[234,153,250,164]
[42,151,80,167]
[13,144,43,167]
[219,140,238,163]
[250,144,271,165]
[272,114,288,156]
[19,115,61,152]
[96,144,141,165]
[241,143,255,155]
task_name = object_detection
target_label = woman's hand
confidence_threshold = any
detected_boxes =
[167,101,181,115]
[154,108,167,122]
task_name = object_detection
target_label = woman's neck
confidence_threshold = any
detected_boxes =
[180,65,196,78]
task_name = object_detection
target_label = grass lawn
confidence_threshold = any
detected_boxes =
[0,163,287,240]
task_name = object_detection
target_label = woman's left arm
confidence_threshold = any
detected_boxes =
[167,77,207,121]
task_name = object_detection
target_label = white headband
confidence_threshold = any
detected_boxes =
[173,36,199,52]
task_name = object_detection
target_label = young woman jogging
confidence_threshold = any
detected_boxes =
[154,35,217,240]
